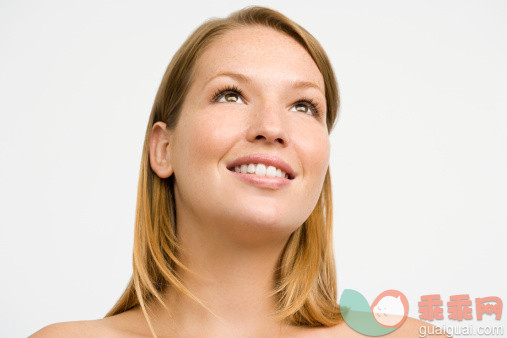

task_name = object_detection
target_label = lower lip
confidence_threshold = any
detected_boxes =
[228,170,292,189]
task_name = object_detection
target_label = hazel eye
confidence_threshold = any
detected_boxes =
[217,92,244,104]
[289,98,322,118]
[292,103,311,114]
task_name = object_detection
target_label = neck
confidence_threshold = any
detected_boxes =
[153,210,293,336]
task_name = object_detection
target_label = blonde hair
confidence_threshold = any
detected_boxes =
[105,5,342,336]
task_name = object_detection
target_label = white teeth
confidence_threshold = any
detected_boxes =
[266,166,277,177]
[247,163,256,174]
[255,163,266,176]
[232,163,289,179]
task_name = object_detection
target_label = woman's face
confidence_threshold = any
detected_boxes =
[167,26,330,244]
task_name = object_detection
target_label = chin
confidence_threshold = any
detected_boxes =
[227,207,304,241]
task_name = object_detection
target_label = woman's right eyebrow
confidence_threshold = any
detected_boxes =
[204,71,252,87]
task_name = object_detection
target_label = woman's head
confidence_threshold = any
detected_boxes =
[106,6,342,334]
[150,24,331,246]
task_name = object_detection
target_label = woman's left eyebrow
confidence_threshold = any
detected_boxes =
[288,79,325,95]
[204,71,324,95]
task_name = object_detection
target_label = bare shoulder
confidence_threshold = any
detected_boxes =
[285,321,366,338]
[29,320,108,337]
[30,308,149,338]
[387,317,450,338]
[317,322,369,337]
[304,317,450,338]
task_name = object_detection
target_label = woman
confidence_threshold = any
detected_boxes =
[32,6,442,338]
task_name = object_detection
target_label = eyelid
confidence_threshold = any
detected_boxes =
[211,85,247,103]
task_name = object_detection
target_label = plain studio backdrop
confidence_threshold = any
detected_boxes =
[1,1,505,337]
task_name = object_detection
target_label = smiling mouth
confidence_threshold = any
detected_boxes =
[226,163,294,180]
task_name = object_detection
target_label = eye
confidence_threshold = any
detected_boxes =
[212,85,245,104]
[292,103,311,114]
[218,92,244,104]
[290,98,322,117]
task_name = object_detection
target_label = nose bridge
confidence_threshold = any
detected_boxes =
[247,97,288,146]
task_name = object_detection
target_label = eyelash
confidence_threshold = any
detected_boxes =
[211,85,322,118]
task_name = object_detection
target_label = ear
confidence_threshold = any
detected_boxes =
[149,121,174,178]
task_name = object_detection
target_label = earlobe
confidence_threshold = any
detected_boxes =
[149,122,174,178]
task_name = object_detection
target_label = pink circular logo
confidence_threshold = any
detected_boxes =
[370,289,409,328]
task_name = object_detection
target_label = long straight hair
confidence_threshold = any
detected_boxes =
[105,6,342,336]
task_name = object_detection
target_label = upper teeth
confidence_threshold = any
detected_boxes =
[234,163,289,179]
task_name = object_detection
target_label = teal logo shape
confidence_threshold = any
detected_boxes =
[340,289,409,336]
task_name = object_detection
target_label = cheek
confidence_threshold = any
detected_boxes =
[298,125,330,198]
[173,112,241,177]
[293,124,330,213]
[296,125,330,177]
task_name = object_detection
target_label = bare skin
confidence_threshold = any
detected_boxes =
[30,26,450,338]
[31,310,448,337]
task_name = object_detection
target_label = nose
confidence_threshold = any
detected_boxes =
[246,103,289,147]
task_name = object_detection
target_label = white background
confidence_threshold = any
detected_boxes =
[1,0,505,337]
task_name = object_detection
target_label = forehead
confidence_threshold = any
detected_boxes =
[193,26,325,92]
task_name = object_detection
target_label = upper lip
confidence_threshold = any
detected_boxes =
[226,153,296,179]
